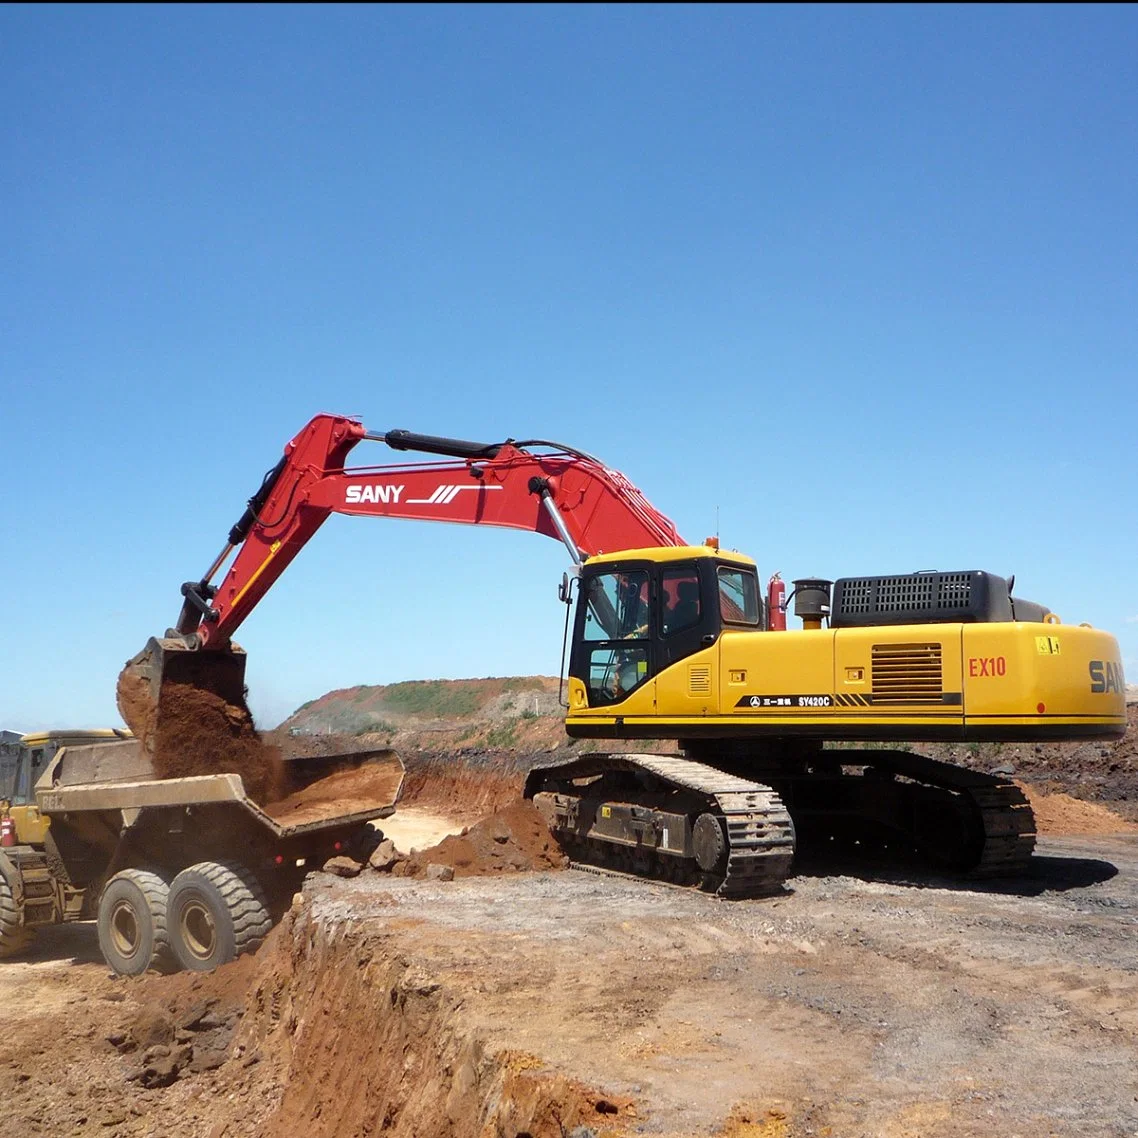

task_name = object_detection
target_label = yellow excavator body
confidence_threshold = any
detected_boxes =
[564,547,1126,743]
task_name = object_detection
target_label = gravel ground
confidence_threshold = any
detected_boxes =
[308,834,1138,1137]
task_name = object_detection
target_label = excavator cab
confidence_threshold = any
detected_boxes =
[569,547,760,708]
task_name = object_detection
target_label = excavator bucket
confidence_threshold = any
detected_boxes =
[116,637,249,755]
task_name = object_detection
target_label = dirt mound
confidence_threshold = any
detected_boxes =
[263,755,404,826]
[108,954,261,1088]
[401,801,568,878]
[1023,784,1138,837]
[149,683,287,804]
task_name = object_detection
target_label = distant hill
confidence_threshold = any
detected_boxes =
[279,676,572,753]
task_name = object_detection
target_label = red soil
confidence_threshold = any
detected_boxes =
[148,683,287,805]
[401,801,568,878]
[1022,783,1138,837]
[263,757,404,826]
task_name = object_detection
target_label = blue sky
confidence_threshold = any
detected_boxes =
[2,4,1135,730]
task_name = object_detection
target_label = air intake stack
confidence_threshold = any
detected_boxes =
[791,578,833,631]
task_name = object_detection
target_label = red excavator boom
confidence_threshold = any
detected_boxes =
[119,412,684,743]
[171,413,684,651]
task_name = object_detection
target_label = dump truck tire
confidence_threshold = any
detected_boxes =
[167,861,272,973]
[0,861,33,959]
[97,869,174,976]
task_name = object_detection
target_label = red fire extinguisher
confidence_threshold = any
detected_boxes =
[767,573,787,631]
[0,810,15,848]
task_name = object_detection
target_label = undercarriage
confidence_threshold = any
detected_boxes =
[525,744,1036,898]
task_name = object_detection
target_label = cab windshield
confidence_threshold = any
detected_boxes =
[580,569,650,705]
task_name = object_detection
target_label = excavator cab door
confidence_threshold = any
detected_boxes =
[658,564,713,669]
[571,558,730,707]
[572,567,654,706]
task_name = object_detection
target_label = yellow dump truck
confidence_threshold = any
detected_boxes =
[0,730,402,974]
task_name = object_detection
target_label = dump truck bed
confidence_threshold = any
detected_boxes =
[37,740,404,840]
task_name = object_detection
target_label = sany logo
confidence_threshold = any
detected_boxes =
[345,483,503,506]
[345,484,405,504]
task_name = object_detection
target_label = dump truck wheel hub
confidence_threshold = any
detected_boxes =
[179,900,217,961]
[109,900,142,959]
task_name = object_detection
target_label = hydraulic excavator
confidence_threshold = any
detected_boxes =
[118,413,1127,898]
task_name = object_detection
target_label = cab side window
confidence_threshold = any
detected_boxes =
[662,569,701,636]
[718,567,760,626]
[0,743,18,801]
[13,749,38,804]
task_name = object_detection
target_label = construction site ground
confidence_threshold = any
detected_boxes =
[3,692,1136,1137]
[4,801,1138,1136]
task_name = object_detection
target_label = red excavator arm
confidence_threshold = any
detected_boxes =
[174,413,685,651]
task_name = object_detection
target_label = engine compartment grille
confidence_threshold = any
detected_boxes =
[831,570,1012,628]
[871,643,943,704]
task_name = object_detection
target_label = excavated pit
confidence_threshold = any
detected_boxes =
[118,904,635,1138]
[244,910,631,1138]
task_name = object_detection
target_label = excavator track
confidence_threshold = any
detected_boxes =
[759,749,1037,878]
[959,779,1037,877]
[861,750,1036,877]
[525,753,795,899]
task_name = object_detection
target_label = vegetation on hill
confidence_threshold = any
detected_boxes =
[278,675,593,754]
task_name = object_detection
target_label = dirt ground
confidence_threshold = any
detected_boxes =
[4,818,1138,1136]
[3,699,1135,1136]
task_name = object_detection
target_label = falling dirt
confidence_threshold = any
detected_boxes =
[399,800,569,878]
[148,683,287,804]
[263,756,404,826]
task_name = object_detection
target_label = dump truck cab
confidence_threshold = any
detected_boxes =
[1,730,131,844]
